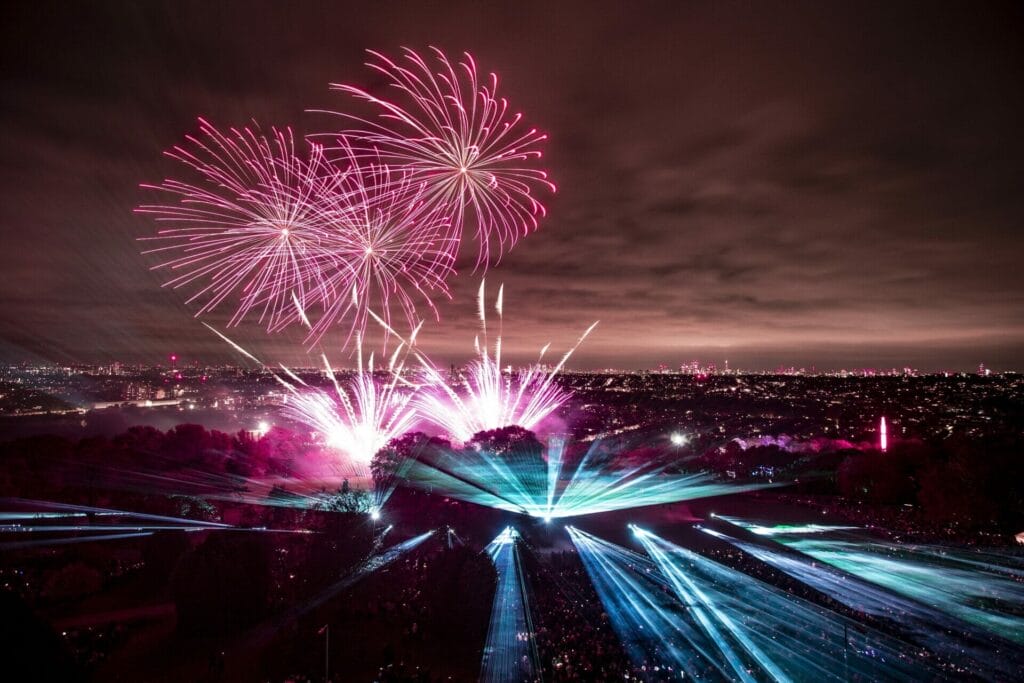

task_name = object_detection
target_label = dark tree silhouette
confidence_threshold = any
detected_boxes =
[170,532,272,635]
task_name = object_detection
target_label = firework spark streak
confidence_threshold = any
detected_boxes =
[299,138,457,346]
[320,47,556,267]
[138,119,339,331]
[401,281,597,442]
[205,323,419,474]
[139,122,458,346]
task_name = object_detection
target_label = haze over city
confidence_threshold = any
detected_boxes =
[2,1,1023,370]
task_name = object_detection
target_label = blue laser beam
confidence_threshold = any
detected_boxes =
[398,437,776,519]
[703,523,1024,680]
[480,527,542,683]
[566,526,731,679]
[633,526,944,681]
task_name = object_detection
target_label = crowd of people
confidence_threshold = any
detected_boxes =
[526,549,657,681]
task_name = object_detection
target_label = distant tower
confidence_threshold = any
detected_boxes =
[880,416,888,452]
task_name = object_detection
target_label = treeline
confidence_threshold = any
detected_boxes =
[835,434,1024,533]
[0,423,310,509]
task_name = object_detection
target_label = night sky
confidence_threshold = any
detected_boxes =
[2,1,1023,371]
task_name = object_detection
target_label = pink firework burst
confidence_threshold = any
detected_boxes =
[139,121,457,346]
[321,47,556,268]
[279,336,419,469]
[204,323,420,473]
[298,137,458,346]
[137,118,338,331]
[377,281,597,443]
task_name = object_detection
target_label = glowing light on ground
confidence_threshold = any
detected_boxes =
[398,435,775,519]
[321,48,555,268]
[480,527,540,682]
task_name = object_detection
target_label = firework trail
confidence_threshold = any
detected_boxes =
[138,119,339,332]
[375,281,597,442]
[320,47,556,268]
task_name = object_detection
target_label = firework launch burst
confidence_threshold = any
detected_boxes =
[279,339,419,470]
[205,322,419,478]
[321,47,556,268]
[405,280,597,442]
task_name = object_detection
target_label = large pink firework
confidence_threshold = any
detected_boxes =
[321,47,556,268]
[137,119,338,332]
[139,121,456,345]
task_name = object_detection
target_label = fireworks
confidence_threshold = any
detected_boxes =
[138,119,338,332]
[411,280,597,442]
[205,323,419,473]
[299,138,458,346]
[140,49,554,345]
[139,121,458,345]
[279,344,418,468]
[322,47,556,267]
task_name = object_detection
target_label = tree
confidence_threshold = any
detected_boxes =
[43,562,102,602]
[171,532,272,635]
[313,485,372,513]
[370,432,450,493]
[0,591,82,682]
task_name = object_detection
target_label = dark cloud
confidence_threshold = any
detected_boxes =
[1,1,1023,370]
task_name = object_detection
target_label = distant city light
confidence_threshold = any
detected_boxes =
[670,432,689,446]
[257,421,270,437]
[880,416,888,452]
